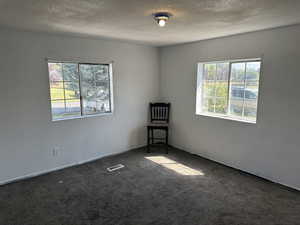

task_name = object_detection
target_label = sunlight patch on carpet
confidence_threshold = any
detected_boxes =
[145,156,204,176]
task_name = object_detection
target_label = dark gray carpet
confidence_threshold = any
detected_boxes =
[0,147,299,225]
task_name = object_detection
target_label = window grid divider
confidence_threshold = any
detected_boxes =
[78,63,84,117]
[108,64,112,113]
[213,64,217,113]
[201,63,205,112]
[241,63,248,117]
[227,62,232,116]
[61,64,67,113]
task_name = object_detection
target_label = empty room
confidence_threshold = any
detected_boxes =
[0,0,300,225]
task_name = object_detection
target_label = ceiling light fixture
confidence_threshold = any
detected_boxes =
[153,12,172,27]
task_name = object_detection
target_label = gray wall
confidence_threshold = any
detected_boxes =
[0,29,160,184]
[1,25,300,190]
[160,25,300,190]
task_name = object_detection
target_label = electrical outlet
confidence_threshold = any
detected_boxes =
[52,147,60,157]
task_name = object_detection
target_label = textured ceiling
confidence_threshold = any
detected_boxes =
[0,0,300,46]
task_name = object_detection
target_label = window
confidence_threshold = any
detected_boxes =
[48,61,113,121]
[196,59,261,123]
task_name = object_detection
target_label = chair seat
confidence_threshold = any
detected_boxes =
[148,123,169,127]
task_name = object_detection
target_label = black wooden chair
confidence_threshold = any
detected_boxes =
[147,103,171,153]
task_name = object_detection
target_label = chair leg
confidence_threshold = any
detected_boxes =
[151,129,154,145]
[166,128,169,154]
[147,127,150,153]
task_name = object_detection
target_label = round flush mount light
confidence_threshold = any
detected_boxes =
[153,12,172,27]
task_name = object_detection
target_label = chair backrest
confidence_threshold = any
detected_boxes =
[150,102,170,123]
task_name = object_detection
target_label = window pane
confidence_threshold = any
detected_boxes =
[201,98,208,112]
[244,98,258,121]
[245,69,259,100]
[244,86,258,100]
[81,81,102,100]
[229,84,245,117]
[204,64,216,80]
[244,74,259,121]
[229,98,243,117]
[215,97,227,114]
[215,81,228,98]
[82,99,97,115]
[95,65,109,81]
[229,63,245,118]
[51,100,66,120]
[229,62,260,120]
[231,63,245,81]
[246,79,259,90]
[230,83,245,98]
[80,64,109,82]
[229,62,246,118]
[203,81,215,97]
[65,99,81,114]
[64,81,80,99]
[202,63,229,115]
[202,97,215,113]
[246,62,260,81]
[79,64,111,115]
[81,85,111,115]
[50,82,64,100]
[48,63,63,82]
[51,100,81,120]
[82,98,110,115]
[216,63,229,81]
[62,63,78,81]
[81,80,99,114]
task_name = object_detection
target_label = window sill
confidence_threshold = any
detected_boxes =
[52,112,113,122]
[196,112,256,124]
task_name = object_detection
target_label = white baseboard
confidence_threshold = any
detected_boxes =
[0,144,144,186]
[172,144,300,192]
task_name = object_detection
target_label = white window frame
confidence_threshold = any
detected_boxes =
[47,59,114,121]
[196,58,262,124]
